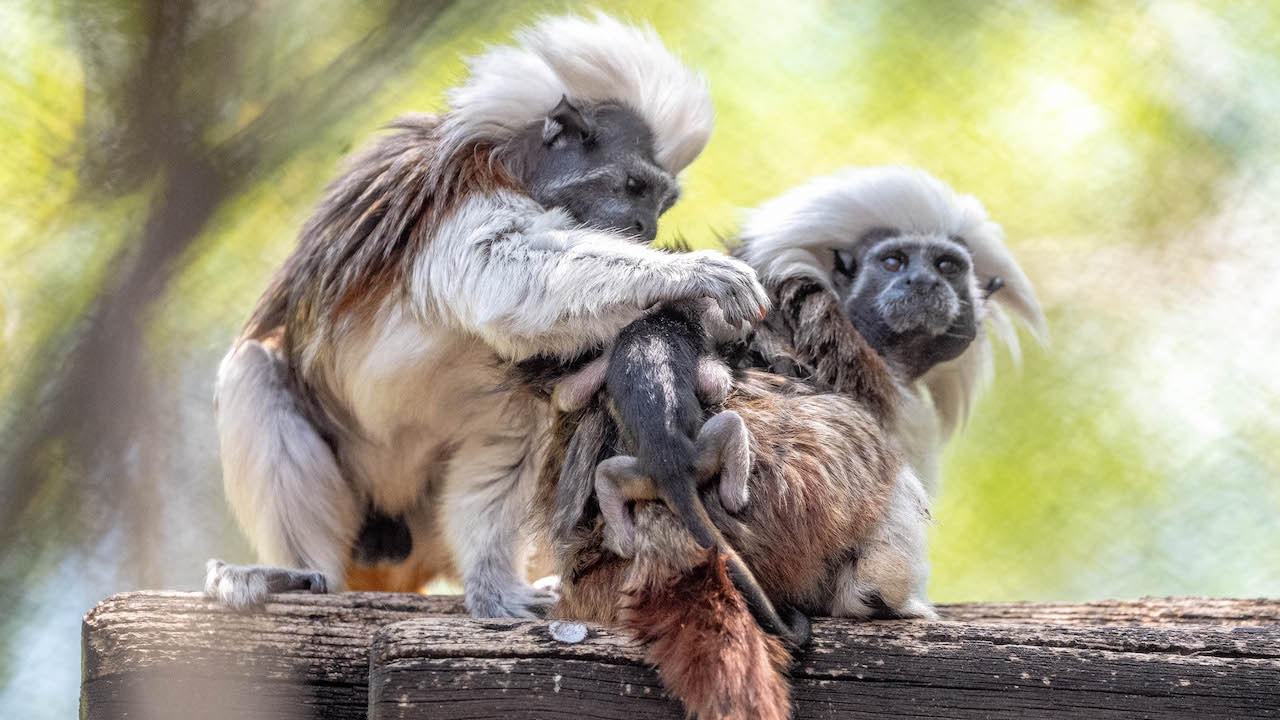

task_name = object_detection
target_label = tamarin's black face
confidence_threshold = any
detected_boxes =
[831,229,979,380]
[509,97,680,243]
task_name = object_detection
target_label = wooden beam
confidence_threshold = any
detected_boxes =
[83,592,1280,720]
[81,591,463,720]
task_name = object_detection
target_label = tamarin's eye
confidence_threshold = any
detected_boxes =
[625,176,644,195]
[832,249,856,276]
[881,254,905,272]
[936,257,962,275]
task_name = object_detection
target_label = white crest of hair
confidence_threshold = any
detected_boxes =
[739,166,1048,494]
[440,12,714,174]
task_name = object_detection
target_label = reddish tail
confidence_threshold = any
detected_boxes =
[618,542,793,720]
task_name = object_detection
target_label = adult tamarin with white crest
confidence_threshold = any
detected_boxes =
[205,14,768,618]
[737,165,1047,497]
[533,167,1043,719]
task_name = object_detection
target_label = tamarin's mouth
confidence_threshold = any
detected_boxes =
[879,291,958,335]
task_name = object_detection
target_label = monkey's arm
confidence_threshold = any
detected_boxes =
[769,276,898,421]
[424,197,768,361]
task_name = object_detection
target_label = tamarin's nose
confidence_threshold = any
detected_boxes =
[904,271,941,289]
[633,218,654,242]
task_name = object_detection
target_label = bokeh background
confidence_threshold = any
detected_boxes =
[3,0,1278,716]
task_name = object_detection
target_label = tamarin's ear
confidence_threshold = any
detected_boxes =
[543,95,597,145]
[984,276,1005,299]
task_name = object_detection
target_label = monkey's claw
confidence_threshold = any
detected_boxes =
[204,559,330,612]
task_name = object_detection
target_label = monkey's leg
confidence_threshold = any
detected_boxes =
[211,340,360,609]
[831,468,937,620]
[693,411,751,514]
[443,430,558,619]
[594,455,660,556]
[551,354,610,412]
[693,356,734,406]
[204,560,328,611]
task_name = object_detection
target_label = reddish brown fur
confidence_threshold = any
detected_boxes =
[620,505,792,720]
[709,371,896,612]
[344,554,455,593]
[529,273,908,719]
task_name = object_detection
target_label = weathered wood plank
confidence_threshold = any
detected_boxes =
[938,597,1280,626]
[81,591,463,720]
[83,593,1280,720]
[368,611,1280,720]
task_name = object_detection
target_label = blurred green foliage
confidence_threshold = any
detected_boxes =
[2,1,1279,716]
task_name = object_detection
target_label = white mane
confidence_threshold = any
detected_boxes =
[739,166,1047,490]
[440,13,714,175]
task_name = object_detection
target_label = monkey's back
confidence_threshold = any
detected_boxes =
[539,367,900,621]
[708,369,900,613]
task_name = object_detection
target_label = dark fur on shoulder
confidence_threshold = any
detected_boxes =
[747,276,899,422]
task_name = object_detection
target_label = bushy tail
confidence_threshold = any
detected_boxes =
[214,339,358,583]
[619,511,793,720]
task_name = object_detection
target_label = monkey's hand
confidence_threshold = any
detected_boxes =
[673,251,769,331]
[204,559,330,612]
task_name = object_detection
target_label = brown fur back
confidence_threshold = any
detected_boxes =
[709,371,897,613]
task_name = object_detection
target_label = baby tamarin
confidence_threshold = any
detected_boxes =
[545,300,810,648]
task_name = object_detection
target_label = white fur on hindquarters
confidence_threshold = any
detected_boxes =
[828,467,936,620]
[532,575,562,593]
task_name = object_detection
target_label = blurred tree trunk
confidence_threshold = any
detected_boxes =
[0,0,458,678]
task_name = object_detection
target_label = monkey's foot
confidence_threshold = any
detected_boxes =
[893,596,939,621]
[532,575,562,593]
[465,580,559,620]
[830,573,938,621]
[204,559,330,612]
[595,455,654,557]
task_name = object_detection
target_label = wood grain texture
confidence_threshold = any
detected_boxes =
[368,613,1280,720]
[83,592,1280,720]
[81,591,463,720]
